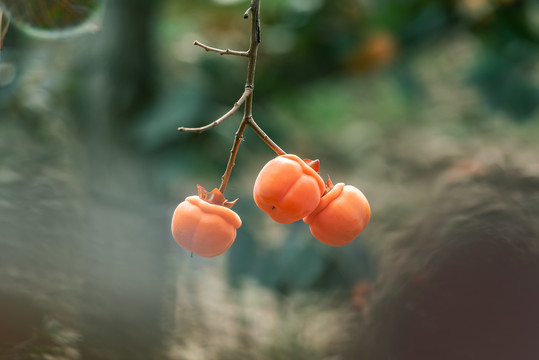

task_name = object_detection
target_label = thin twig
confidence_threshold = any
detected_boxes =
[1,14,9,38]
[247,116,285,155]
[178,88,252,133]
[1,11,10,51]
[220,120,248,193]
[193,40,249,57]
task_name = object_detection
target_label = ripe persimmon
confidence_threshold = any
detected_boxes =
[253,154,325,224]
[304,182,370,246]
[344,32,397,74]
[171,186,241,257]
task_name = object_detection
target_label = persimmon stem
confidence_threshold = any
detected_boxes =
[247,116,285,155]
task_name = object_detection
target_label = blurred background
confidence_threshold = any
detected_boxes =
[0,0,538,359]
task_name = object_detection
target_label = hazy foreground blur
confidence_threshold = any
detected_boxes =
[1,0,538,359]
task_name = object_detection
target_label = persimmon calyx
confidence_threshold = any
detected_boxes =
[303,159,320,173]
[324,176,335,195]
[197,185,238,208]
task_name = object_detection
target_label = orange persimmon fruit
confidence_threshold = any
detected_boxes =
[253,154,326,224]
[171,185,241,257]
[304,181,370,246]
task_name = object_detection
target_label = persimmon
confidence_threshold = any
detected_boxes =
[304,182,370,246]
[253,154,325,224]
[344,32,397,74]
[171,185,241,257]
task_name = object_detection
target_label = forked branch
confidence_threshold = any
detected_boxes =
[218,0,268,193]
[247,116,285,155]
[178,88,252,133]
[179,0,285,195]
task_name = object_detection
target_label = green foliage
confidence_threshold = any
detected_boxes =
[469,49,538,120]
[2,0,537,298]
[227,220,376,293]
[156,0,537,132]
[1,2,539,358]
[139,0,537,293]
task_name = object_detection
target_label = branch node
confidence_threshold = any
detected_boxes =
[243,7,252,19]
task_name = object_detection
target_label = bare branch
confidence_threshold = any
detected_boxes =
[1,12,10,51]
[180,0,283,195]
[218,0,263,194]
[193,40,249,57]
[178,88,252,133]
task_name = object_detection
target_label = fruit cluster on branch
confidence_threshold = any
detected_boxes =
[171,0,370,257]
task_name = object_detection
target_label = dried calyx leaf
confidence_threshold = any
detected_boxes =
[197,185,238,208]
[324,176,334,195]
[304,159,320,173]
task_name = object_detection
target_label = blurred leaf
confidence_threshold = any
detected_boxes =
[226,227,259,287]
[469,49,538,121]
[284,243,326,290]
[228,221,376,293]
[272,226,323,291]
[131,84,207,151]
[334,237,377,282]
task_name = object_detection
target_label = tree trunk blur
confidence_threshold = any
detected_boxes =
[72,0,170,359]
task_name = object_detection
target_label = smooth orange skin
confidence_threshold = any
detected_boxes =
[253,154,325,224]
[171,195,242,257]
[304,183,370,246]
